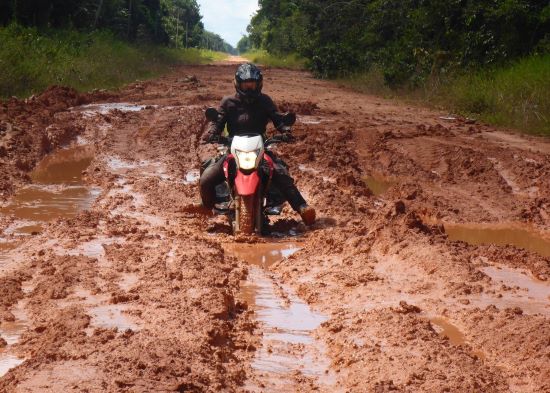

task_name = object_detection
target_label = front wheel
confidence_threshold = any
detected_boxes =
[234,185,264,235]
[235,195,255,235]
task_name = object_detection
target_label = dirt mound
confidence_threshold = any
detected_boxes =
[278,100,319,115]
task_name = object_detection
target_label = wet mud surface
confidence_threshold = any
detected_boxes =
[0,59,549,391]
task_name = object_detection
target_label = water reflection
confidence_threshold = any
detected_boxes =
[445,224,550,258]
[0,145,97,241]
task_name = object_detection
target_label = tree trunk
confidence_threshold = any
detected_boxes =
[94,0,104,28]
[175,9,180,48]
[127,0,133,40]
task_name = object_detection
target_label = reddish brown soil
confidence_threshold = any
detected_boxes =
[0,86,116,200]
[0,58,549,392]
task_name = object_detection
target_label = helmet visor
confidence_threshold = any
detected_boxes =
[240,80,257,91]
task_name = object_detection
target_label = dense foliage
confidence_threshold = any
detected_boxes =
[0,23,225,98]
[237,35,252,53]
[246,0,550,85]
[0,0,235,52]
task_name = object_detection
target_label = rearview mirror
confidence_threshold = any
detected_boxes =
[205,107,219,121]
[283,112,296,126]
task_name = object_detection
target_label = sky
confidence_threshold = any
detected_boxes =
[197,0,259,48]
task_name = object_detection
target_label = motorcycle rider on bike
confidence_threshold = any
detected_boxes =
[200,62,316,226]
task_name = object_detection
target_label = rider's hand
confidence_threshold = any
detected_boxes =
[281,132,295,142]
[201,133,219,145]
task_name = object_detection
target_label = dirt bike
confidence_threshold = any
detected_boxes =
[204,107,296,235]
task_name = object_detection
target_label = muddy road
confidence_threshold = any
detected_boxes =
[0,59,549,392]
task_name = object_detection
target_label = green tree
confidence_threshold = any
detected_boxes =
[247,0,550,84]
[237,35,251,53]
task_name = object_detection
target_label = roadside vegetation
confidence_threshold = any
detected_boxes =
[242,50,306,70]
[0,0,233,98]
[0,25,226,98]
[240,0,550,135]
[340,54,550,135]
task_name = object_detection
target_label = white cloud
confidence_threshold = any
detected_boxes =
[197,0,258,47]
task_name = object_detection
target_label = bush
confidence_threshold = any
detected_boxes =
[341,54,550,135]
[242,50,306,70]
[445,55,550,134]
[0,24,226,98]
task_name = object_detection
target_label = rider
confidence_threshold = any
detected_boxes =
[200,62,316,225]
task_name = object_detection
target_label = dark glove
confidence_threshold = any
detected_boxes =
[281,132,295,142]
[201,133,219,144]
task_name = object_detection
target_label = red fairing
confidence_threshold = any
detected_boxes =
[262,153,274,179]
[234,171,260,196]
[223,154,234,179]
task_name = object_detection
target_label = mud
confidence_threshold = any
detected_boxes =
[226,242,334,392]
[363,174,396,196]
[429,316,485,359]
[445,223,550,257]
[0,59,549,391]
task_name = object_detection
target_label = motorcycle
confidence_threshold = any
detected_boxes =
[203,107,296,235]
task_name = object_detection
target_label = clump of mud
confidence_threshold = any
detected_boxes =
[278,100,319,115]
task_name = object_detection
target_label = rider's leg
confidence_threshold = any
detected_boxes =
[270,159,316,225]
[199,157,226,209]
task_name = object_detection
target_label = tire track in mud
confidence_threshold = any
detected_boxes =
[0,62,549,392]
[0,97,254,391]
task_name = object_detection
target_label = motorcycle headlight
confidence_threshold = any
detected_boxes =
[235,149,260,170]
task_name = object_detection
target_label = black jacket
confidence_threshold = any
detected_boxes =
[206,93,287,139]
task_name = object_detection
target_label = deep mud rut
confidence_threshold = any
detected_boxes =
[0,58,549,392]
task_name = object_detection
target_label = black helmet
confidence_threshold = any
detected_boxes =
[234,63,263,101]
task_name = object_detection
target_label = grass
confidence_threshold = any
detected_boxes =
[0,24,227,98]
[242,49,306,70]
[338,55,550,136]
[198,49,228,63]
[441,55,550,135]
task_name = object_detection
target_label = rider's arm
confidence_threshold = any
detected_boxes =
[262,95,289,132]
[203,98,228,142]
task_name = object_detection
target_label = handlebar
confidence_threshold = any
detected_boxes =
[264,134,294,146]
[206,133,294,147]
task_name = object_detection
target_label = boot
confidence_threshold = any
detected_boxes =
[298,204,316,226]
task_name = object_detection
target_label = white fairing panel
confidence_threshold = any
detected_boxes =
[231,135,263,153]
[231,135,265,169]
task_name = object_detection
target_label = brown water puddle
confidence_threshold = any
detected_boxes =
[0,241,18,253]
[224,242,335,391]
[0,354,25,378]
[30,146,94,184]
[183,170,200,185]
[224,242,301,269]
[430,317,485,360]
[443,224,550,314]
[59,288,139,332]
[468,265,550,316]
[0,145,97,237]
[89,304,138,331]
[0,301,29,377]
[106,156,170,181]
[482,266,549,301]
[445,223,550,258]
[118,273,140,291]
[73,103,150,115]
[0,301,29,346]
[363,175,395,196]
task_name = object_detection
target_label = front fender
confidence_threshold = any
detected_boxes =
[234,171,260,196]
